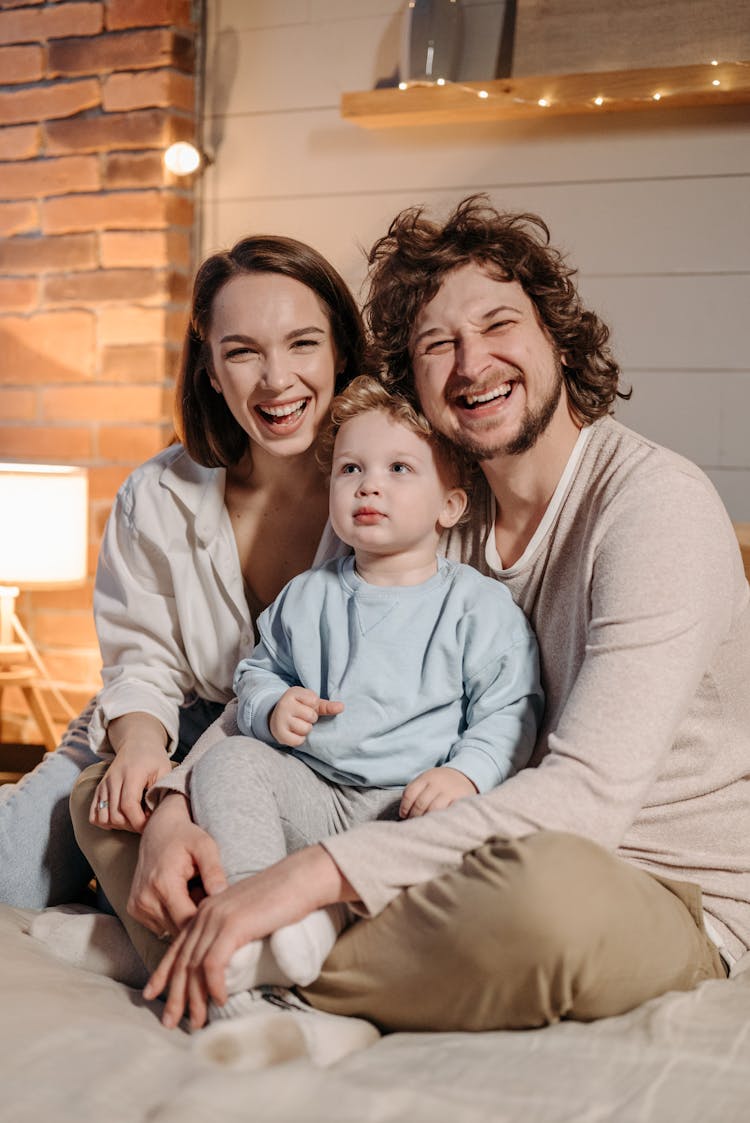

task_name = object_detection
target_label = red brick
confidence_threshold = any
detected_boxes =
[0,388,36,421]
[97,304,168,345]
[103,68,194,112]
[0,78,100,127]
[0,200,37,235]
[106,0,192,31]
[165,193,194,228]
[0,155,99,200]
[88,463,131,500]
[0,124,39,160]
[97,423,171,460]
[0,3,102,46]
[45,108,178,155]
[0,311,95,382]
[0,44,43,84]
[99,228,190,268]
[0,276,38,312]
[42,190,170,234]
[48,28,193,76]
[102,151,166,188]
[0,233,97,273]
[43,267,168,305]
[35,610,98,648]
[43,651,102,694]
[42,384,169,422]
[0,426,93,459]
[27,582,94,612]
[100,343,168,380]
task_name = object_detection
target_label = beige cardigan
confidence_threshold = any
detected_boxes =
[322,418,750,965]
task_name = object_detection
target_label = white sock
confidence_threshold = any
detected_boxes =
[269,904,349,987]
[198,987,380,1069]
[224,937,292,993]
[28,904,148,989]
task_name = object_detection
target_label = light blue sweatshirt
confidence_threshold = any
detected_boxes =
[234,556,543,793]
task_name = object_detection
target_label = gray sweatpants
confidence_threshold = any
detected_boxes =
[189,736,402,883]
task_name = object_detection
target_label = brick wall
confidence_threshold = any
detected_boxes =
[0,0,200,741]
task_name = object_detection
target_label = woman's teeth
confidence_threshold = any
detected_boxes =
[258,399,307,422]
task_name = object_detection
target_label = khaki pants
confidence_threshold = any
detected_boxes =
[70,766,726,1030]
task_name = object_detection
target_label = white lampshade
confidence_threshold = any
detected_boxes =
[0,463,88,588]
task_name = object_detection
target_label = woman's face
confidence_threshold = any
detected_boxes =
[206,271,341,458]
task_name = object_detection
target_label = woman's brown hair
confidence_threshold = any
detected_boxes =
[176,235,366,466]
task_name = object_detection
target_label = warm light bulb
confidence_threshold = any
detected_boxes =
[398,81,408,90]
[711,59,719,66]
[436,77,446,86]
[712,78,721,86]
[164,142,201,176]
[594,96,604,106]
[538,98,549,107]
[478,90,489,99]
[652,93,662,101]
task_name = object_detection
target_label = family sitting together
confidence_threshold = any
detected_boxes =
[2,196,748,1063]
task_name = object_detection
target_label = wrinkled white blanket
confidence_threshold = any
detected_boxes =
[1,903,749,1123]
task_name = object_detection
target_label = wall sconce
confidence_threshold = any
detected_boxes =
[0,463,88,750]
[164,141,211,176]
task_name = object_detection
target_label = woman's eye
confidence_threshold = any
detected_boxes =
[486,319,513,333]
[292,338,319,350]
[224,346,255,361]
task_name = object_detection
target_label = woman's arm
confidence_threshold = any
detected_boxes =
[89,712,173,833]
[144,843,355,1029]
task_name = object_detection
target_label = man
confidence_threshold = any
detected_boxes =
[106,198,750,1034]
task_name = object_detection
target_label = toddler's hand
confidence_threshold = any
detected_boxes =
[399,767,478,819]
[269,687,344,747]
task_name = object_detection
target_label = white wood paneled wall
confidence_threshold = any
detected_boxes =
[200,0,750,519]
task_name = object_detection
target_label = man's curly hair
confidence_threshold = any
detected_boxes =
[365,195,628,425]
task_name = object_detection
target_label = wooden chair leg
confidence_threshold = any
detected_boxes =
[21,683,58,753]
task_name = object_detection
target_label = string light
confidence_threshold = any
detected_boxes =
[390,60,749,116]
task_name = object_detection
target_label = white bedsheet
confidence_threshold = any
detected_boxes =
[1,903,748,1123]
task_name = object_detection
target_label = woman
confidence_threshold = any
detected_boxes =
[2,234,364,922]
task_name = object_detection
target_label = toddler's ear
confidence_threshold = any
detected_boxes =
[438,487,468,530]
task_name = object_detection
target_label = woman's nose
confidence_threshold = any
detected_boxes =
[260,354,293,391]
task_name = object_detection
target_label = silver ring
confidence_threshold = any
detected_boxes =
[97,799,109,810]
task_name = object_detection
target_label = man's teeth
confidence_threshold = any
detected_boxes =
[259,400,306,419]
[464,384,512,407]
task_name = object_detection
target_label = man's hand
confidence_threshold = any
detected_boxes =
[89,739,172,833]
[269,687,344,747]
[143,844,353,1030]
[128,793,228,938]
[399,767,478,819]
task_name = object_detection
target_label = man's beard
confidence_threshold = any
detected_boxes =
[454,359,564,461]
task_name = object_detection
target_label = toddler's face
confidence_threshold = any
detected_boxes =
[329,410,466,561]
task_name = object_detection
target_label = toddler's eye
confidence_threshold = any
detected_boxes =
[390,462,411,474]
[340,463,360,474]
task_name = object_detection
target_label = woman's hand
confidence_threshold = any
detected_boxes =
[144,844,353,1029]
[90,712,173,833]
[128,792,228,939]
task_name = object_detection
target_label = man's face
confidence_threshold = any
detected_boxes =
[410,263,564,460]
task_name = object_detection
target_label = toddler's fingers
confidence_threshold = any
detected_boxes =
[317,699,345,717]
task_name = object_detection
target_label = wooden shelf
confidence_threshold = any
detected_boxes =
[341,61,750,128]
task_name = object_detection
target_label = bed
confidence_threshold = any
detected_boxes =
[2,902,748,1123]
